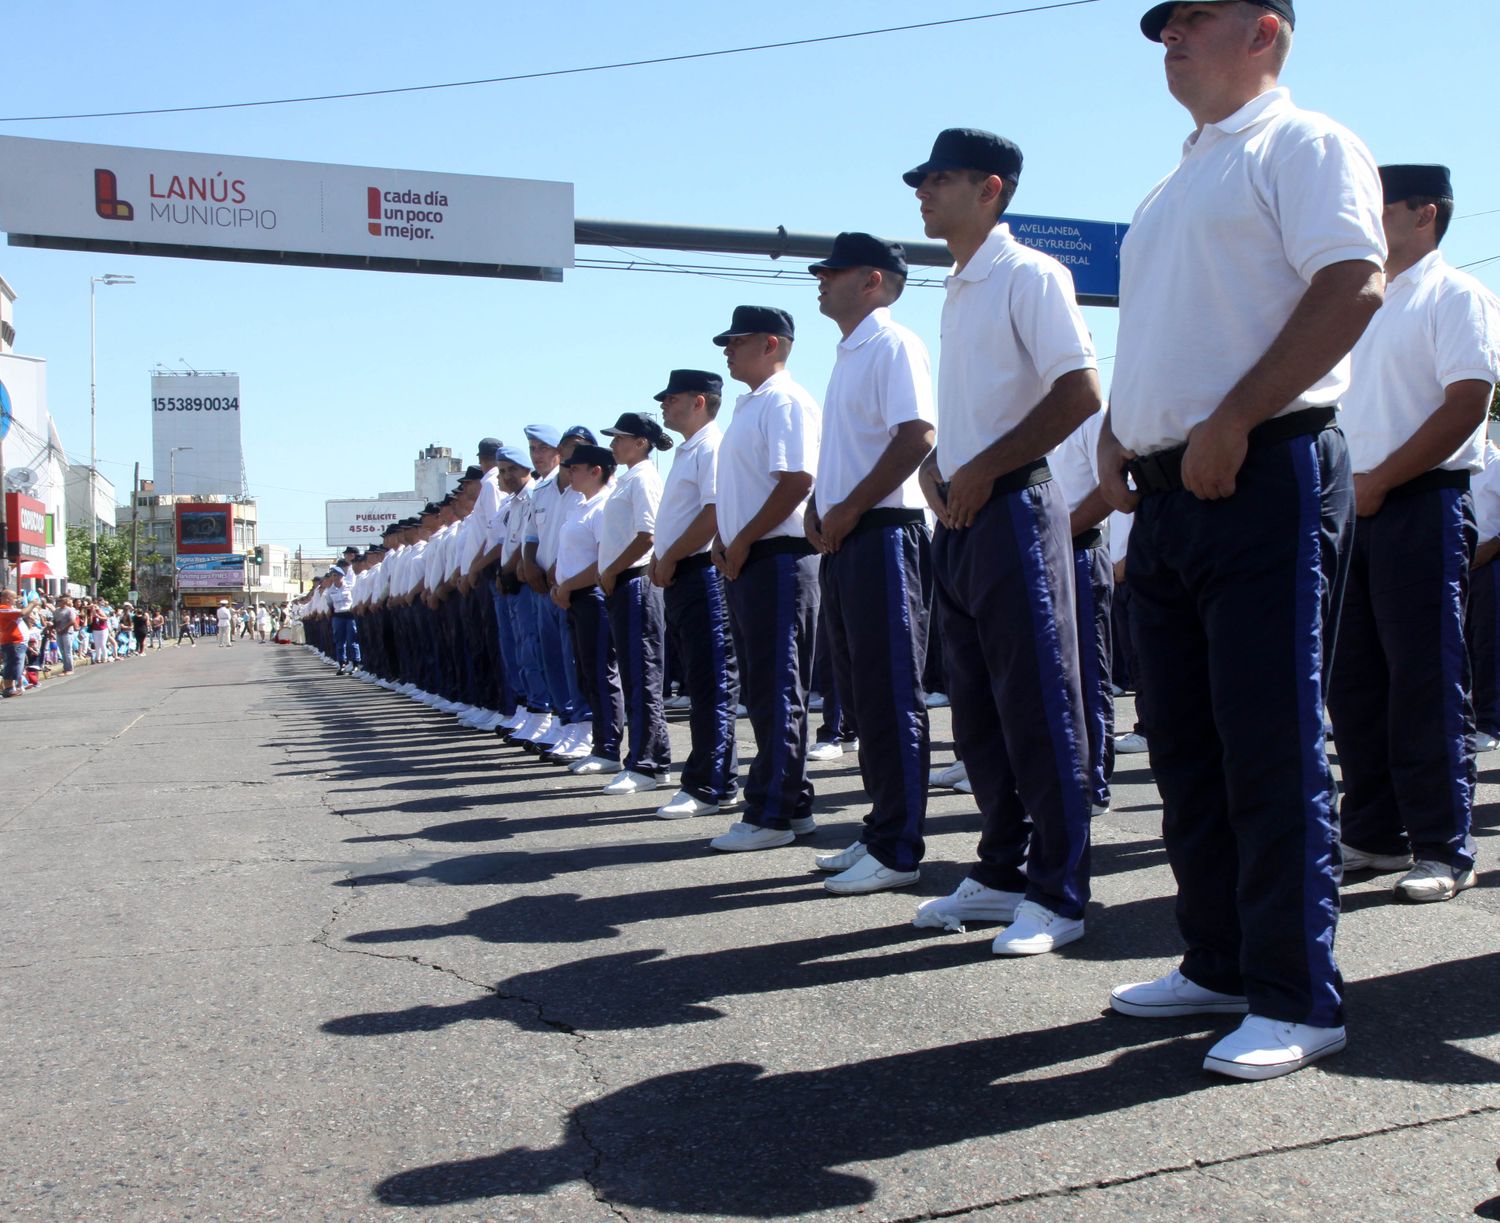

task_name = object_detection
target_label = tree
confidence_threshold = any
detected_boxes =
[65,525,132,604]
[1491,381,1500,422]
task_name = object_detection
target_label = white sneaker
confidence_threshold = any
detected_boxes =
[924,691,950,708]
[825,853,920,895]
[929,761,969,789]
[913,878,1024,933]
[601,769,661,795]
[1394,859,1477,904]
[535,722,566,750]
[1115,732,1149,754]
[1091,802,1110,818]
[953,777,974,795]
[1339,842,1413,874]
[807,740,846,761]
[1203,1015,1346,1081]
[807,692,824,711]
[790,815,817,836]
[664,694,692,710]
[497,708,525,731]
[504,711,539,741]
[709,821,794,852]
[735,704,748,717]
[1469,730,1500,753]
[814,841,869,873]
[477,711,506,731]
[1110,968,1249,1018]
[569,755,622,776]
[655,790,719,819]
[991,900,1084,956]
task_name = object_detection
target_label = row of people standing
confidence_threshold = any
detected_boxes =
[300,0,1499,1086]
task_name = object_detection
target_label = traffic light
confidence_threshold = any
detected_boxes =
[252,545,264,565]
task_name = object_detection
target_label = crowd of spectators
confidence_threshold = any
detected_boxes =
[0,588,290,697]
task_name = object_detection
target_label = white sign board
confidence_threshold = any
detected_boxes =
[326,497,425,547]
[0,136,573,279]
[152,374,245,496]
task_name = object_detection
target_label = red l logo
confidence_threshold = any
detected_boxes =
[94,169,134,221]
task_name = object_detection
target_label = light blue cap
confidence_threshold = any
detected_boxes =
[497,444,532,469]
[523,423,562,448]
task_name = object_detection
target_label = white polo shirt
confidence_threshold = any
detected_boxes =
[455,508,487,577]
[656,422,722,558]
[600,459,662,572]
[1474,441,1500,541]
[816,307,934,510]
[501,483,534,564]
[556,484,613,584]
[1111,87,1386,456]
[543,487,583,574]
[473,467,505,542]
[1051,411,1104,515]
[524,468,565,569]
[1344,250,1500,475]
[935,224,1097,477]
[326,564,354,612]
[717,369,821,543]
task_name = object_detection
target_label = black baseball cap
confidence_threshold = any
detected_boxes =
[478,438,502,459]
[712,305,795,346]
[1140,0,1293,41]
[602,411,673,451]
[1380,164,1453,204]
[560,425,597,446]
[654,369,723,401]
[342,545,360,557]
[809,232,908,277]
[904,128,1022,188]
[560,443,616,469]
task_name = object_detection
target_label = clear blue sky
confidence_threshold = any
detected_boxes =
[2,0,1496,553]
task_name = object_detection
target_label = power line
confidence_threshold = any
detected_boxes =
[0,1,1100,123]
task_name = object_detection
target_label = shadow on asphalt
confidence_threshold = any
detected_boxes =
[347,951,1500,1215]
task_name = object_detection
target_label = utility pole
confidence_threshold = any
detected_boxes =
[129,460,140,601]
[88,272,135,596]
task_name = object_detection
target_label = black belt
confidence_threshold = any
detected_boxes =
[847,507,926,539]
[564,584,599,608]
[1128,407,1337,496]
[1383,468,1471,500]
[674,552,714,573]
[746,537,816,564]
[936,458,1052,503]
[1072,527,1103,549]
[616,564,648,583]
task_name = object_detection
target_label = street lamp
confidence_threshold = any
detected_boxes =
[89,272,135,596]
[169,446,193,497]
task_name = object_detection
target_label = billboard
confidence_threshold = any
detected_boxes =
[0,136,573,281]
[175,502,234,554]
[178,566,245,590]
[5,492,47,560]
[152,374,245,496]
[326,497,425,547]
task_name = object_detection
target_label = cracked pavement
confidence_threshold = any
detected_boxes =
[1,643,1497,1221]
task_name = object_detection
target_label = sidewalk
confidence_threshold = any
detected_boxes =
[1,643,1496,1221]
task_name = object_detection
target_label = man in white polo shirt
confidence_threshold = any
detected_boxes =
[1330,163,1498,904]
[707,305,823,852]
[652,370,741,819]
[803,232,936,895]
[596,411,674,795]
[905,128,1099,956]
[1100,0,1386,1080]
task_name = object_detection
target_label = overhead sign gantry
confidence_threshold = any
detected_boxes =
[0,136,1124,303]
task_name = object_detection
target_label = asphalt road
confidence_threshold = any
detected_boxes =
[2,641,1497,1222]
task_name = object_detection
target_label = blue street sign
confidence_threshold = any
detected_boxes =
[1007,213,1128,305]
[0,379,12,441]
